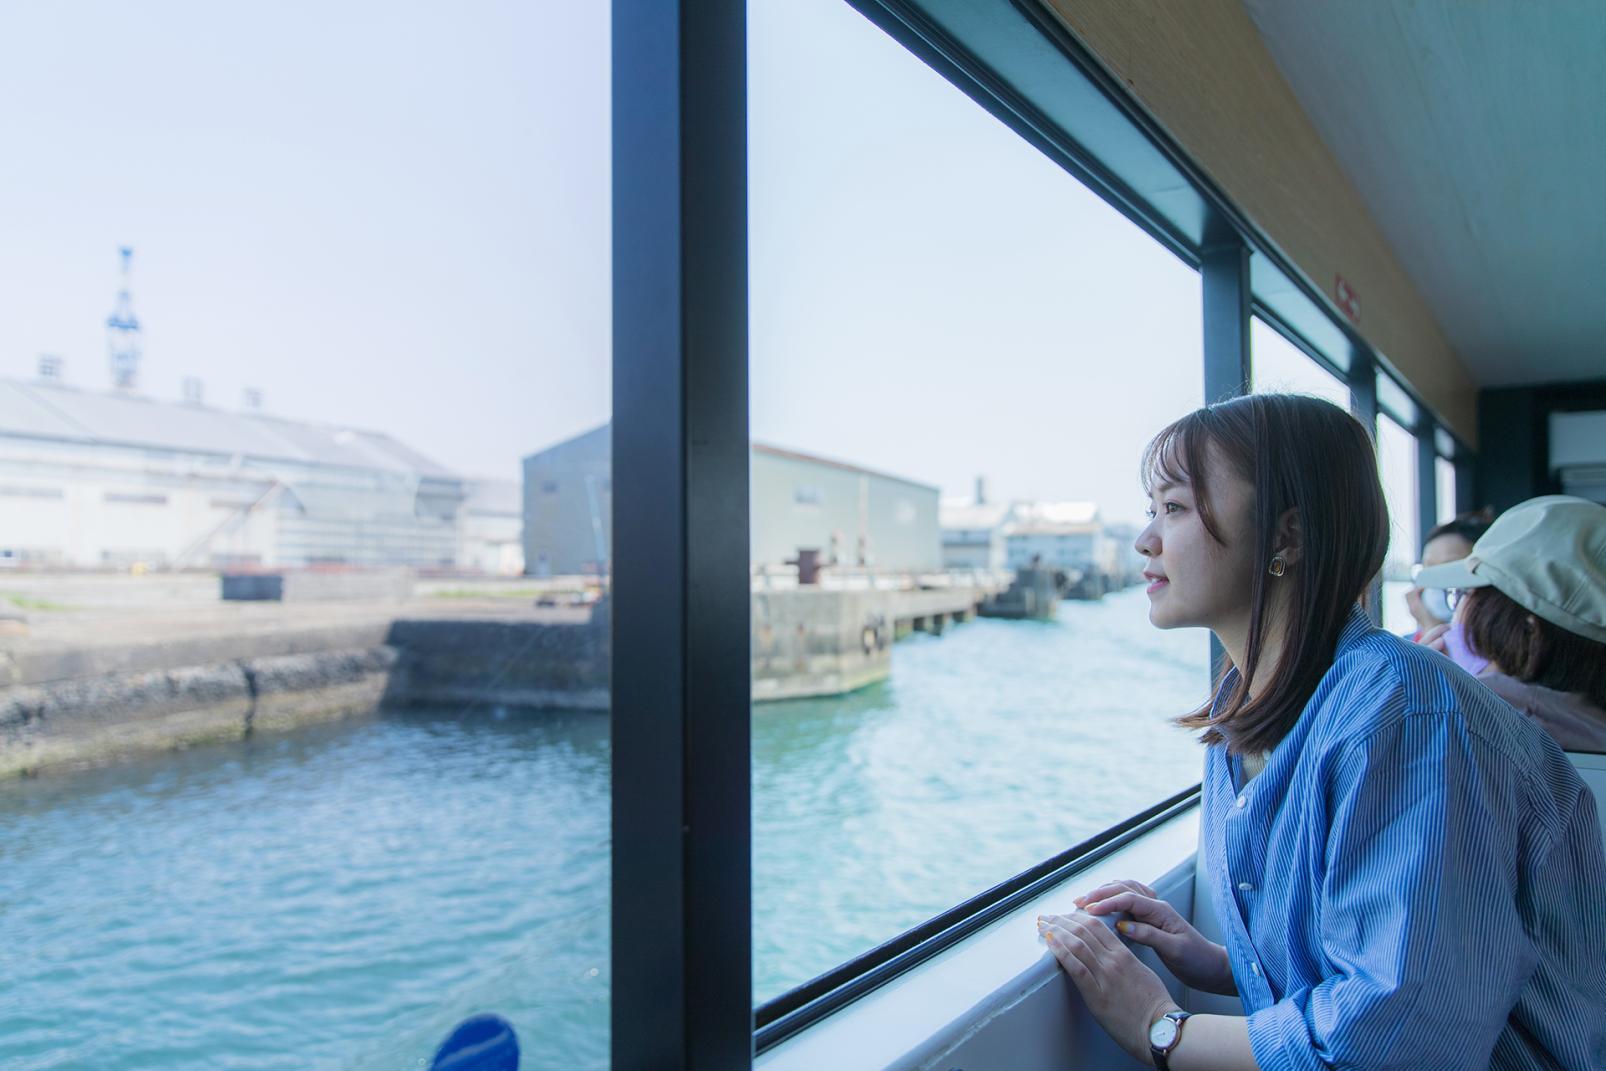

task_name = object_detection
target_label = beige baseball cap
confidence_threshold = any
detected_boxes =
[1414,495,1606,644]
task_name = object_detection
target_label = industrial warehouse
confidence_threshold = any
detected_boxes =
[0,371,521,575]
[521,422,948,579]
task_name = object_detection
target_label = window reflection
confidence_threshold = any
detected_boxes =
[749,0,1208,1002]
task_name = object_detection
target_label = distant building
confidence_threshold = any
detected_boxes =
[0,377,478,571]
[1004,501,1117,576]
[750,444,940,573]
[520,424,942,576]
[459,479,525,576]
[522,425,611,577]
[1101,521,1146,586]
[939,499,1012,570]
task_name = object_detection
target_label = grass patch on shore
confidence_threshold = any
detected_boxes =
[3,593,70,612]
[428,587,550,600]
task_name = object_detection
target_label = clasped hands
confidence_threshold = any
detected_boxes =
[1037,879,1234,1065]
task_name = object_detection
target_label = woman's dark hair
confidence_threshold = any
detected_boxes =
[1462,587,1606,712]
[1423,507,1494,552]
[1143,394,1389,754]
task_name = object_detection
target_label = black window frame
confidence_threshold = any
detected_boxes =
[610,1,1479,1066]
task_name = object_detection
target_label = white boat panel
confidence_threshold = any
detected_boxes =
[756,809,1197,1071]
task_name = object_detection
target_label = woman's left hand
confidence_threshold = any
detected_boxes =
[1038,911,1179,1064]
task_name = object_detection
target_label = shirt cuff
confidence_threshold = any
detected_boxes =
[1246,998,1325,1071]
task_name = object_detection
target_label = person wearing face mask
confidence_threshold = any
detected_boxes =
[1404,508,1493,641]
[1415,495,1606,753]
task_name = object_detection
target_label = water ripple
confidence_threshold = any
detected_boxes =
[0,588,1203,1068]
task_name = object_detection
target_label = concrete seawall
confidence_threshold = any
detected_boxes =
[0,646,398,779]
[0,590,610,779]
[382,618,609,713]
[0,580,992,777]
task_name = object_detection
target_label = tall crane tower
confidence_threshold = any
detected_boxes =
[107,246,142,391]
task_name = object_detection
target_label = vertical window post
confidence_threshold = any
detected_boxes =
[1201,241,1251,404]
[1455,455,1476,514]
[1416,422,1439,549]
[612,2,752,1068]
[1348,353,1382,623]
[1201,239,1249,676]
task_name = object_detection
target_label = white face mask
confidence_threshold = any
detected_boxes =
[1418,586,1453,624]
[1410,562,1455,625]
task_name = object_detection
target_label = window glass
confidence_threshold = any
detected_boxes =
[1436,456,1457,529]
[749,0,1209,1002]
[1434,427,1457,459]
[0,4,610,1068]
[1376,370,1419,426]
[1376,414,1420,636]
[1249,317,1350,409]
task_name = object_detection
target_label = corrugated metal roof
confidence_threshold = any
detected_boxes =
[752,441,940,493]
[0,378,455,478]
[523,422,941,495]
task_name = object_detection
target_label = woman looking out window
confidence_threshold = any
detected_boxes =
[1036,394,1606,1071]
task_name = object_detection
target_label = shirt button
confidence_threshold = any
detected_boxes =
[1238,881,1254,892]
[1251,961,1262,977]
[1235,794,1247,809]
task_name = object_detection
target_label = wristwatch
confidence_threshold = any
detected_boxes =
[1148,1008,1192,1070]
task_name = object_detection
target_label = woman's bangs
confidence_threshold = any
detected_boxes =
[1141,417,1197,496]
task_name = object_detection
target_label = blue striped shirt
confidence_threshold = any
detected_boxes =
[1201,606,1606,1070]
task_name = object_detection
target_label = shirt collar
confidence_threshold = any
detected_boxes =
[1334,603,1375,654]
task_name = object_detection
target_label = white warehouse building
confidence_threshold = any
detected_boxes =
[938,500,1013,571]
[522,424,942,577]
[1004,501,1119,576]
[0,377,513,573]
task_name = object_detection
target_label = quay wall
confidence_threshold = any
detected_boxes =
[0,584,988,777]
[752,587,984,702]
[382,619,610,713]
[0,619,607,779]
[0,647,397,779]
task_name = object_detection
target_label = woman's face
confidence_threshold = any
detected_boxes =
[1134,443,1259,632]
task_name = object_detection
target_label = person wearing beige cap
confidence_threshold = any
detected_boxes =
[1415,495,1606,752]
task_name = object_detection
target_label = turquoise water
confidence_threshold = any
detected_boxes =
[0,587,1208,1069]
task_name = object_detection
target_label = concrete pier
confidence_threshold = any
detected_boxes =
[978,567,1060,620]
[752,586,990,702]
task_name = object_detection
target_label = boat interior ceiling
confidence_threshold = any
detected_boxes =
[1029,0,1604,503]
[1244,0,1606,389]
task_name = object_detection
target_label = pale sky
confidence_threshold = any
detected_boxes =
[0,0,1371,529]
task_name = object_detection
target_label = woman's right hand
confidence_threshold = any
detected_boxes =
[1076,880,1237,996]
[1417,622,1450,654]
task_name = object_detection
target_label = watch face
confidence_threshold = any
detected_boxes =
[1149,1016,1180,1049]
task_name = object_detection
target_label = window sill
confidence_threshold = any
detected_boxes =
[756,806,1198,1070]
